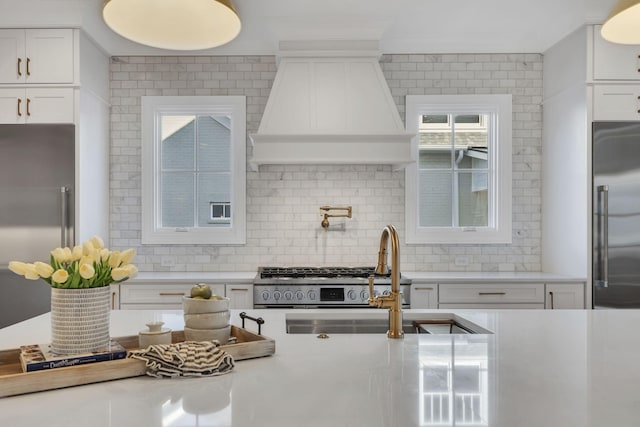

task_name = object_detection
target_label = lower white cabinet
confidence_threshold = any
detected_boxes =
[593,85,640,121]
[410,283,438,309]
[545,283,585,309]
[119,282,254,310]
[225,284,253,309]
[120,283,226,310]
[438,283,545,308]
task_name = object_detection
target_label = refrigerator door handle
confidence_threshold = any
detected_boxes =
[60,186,69,248]
[596,185,609,288]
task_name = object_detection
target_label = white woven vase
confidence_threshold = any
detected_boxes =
[50,286,111,355]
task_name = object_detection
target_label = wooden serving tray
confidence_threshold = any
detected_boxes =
[0,326,275,398]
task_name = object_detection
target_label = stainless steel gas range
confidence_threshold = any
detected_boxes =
[253,266,411,308]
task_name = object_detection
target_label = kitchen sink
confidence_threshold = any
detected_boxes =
[285,314,491,335]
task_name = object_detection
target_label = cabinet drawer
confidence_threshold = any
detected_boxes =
[593,85,640,120]
[120,283,225,305]
[439,303,544,309]
[438,283,544,304]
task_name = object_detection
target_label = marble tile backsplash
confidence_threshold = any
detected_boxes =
[109,53,542,272]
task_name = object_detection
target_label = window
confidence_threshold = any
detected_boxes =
[142,96,246,244]
[405,94,512,244]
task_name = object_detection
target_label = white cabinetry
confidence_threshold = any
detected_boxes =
[592,85,640,121]
[410,283,438,309]
[225,284,254,309]
[438,283,545,309]
[0,87,73,123]
[545,283,585,309]
[0,29,74,84]
[593,25,640,81]
[120,283,226,310]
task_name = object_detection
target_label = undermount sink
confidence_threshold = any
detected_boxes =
[285,314,491,335]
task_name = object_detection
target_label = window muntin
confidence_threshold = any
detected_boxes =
[142,96,246,245]
[405,95,512,244]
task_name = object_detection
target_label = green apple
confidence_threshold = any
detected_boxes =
[190,283,212,299]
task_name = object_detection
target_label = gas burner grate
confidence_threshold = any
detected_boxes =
[259,266,388,279]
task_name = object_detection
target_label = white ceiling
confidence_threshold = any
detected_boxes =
[0,0,618,55]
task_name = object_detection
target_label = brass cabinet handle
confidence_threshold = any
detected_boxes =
[26,57,30,76]
[159,292,186,296]
[17,58,22,76]
[415,287,434,291]
[549,291,555,309]
[17,98,22,117]
[111,291,117,309]
[229,288,249,292]
[478,292,506,296]
[26,98,30,116]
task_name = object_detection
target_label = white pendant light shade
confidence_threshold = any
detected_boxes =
[102,0,241,50]
[601,0,640,44]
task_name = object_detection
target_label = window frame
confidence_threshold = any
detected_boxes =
[405,94,512,244]
[141,96,246,245]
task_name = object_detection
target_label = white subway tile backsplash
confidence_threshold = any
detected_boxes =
[109,53,543,272]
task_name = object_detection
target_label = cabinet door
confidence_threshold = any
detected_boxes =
[25,88,74,123]
[410,283,437,309]
[438,283,545,304]
[545,283,585,309]
[24,29,74,84]
[110,284,120,310]
[0,88,25,123]
[226,284,253,309]
[0,30,25,83]
[593,85,640,121]
[593,25,640,80]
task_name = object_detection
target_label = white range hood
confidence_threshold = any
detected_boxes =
[249,41,415,171]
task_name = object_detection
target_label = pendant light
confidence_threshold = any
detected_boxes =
[102,0,241,51]
[601,0,640,44]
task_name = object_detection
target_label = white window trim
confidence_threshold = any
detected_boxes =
[141,96,246,245]
[405,94,512,244]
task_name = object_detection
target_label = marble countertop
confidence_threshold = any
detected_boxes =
[1,308,636,427]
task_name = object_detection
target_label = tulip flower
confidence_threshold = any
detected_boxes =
[82,240,94,256]
[72,245,83,261]
[34,261,54,279]
[8,261,28,276]
[120,248,136,265]
[90,235,104,249]
[100,248,110,262]
[51,269,69,284]
[122,264,138,278]
[111,267,129,281]
[50,247,66,263]
[108,251,121,269]
[79,263,95,280]
[23,263,40,280]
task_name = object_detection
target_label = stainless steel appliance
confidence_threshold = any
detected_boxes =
[0,124,75,327]
[253,266,411,308]
[593,121,640,308]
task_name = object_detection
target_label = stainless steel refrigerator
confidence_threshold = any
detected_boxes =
[593,121,640,308]
[0,124,75,327]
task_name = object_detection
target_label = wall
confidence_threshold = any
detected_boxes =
[109,53,543,272]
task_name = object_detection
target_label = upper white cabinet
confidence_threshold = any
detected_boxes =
[0,29,74,84]
[593,25,640,81]
[0,87,74,124]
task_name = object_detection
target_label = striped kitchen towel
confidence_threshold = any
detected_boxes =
[128,340,234,378]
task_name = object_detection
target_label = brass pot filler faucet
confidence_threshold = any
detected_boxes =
[368,224,404,339]
[320,206,352,229]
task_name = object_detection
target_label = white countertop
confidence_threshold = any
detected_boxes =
[1,308,635,427]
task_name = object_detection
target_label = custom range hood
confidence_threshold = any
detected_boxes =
[249,41,415,171]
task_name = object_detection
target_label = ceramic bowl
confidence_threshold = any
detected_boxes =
[182,296,230,314]
[184,325,231,343]
[184,310,230,329]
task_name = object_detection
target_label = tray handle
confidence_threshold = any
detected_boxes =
[239,312,265,335]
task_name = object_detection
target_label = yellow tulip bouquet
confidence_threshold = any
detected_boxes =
[8,236,137,289]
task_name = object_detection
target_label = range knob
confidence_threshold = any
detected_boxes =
[361,290,369,300]
[273,291,282,301]
[261,291,270,301]
[295,291,304,301]
[308,290,317,300]
[382,288,391,296]
[284,290,293,300]
[347,290,357,300]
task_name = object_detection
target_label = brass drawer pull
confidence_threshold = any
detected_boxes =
[26,98,30,116]
[415,287,434,291]
[229,288,249,292]
[478,292,506,296]
[111,291,117,309]
[549,291,555,309]
[26,57,31,76]
[17,98,22,117]
[159,292,186,296]
[17,58,22,76]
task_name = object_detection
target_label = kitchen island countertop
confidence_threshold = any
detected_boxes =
[0,308,638,427]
